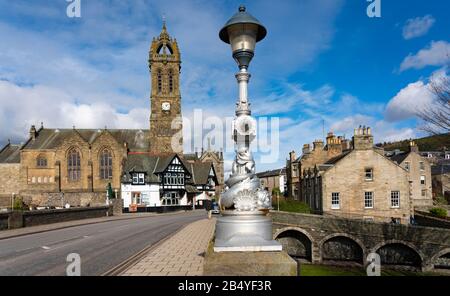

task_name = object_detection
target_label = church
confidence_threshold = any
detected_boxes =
[0,24,224,211]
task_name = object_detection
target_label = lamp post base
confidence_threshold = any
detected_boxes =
[214,210,282,252]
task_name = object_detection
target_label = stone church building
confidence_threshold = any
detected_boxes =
[0,24,224,210]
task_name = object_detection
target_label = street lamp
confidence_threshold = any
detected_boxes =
[214,6,281,252]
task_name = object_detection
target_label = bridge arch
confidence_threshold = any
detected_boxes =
[371,240,424,269]
[319,233,366,265]
[429,248,450,270]
[274,227,313,262]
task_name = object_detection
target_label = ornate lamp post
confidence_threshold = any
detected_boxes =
[215,5,281,252]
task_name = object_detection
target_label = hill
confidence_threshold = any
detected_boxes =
[376,133,450,151]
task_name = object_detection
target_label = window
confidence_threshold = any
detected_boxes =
[132,173,145,185]
[37,157,47,167]
[420,175,426,185]
[331,192,340,209]
[162,192,180,206]
[446,154,450,160]
[168,70,174,93]
[419,161,425,171]
[421,189,427,197]
[365,168,373,181]
[157,69,162,93]
[391,191,400,208]
[404,162,410,171]
[100,150,113,180]
[364,192,373,208]
[132,192,142,205]
[68,149,81,182]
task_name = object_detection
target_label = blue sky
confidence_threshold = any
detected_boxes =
[0,0,449,174]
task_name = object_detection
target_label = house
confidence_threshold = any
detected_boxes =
[388,141,433,208]
[301,126,411,224]
[121,154,218,210]
[256,168,286,196]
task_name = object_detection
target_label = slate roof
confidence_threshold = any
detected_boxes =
[189,162,214,185]
[431,163,450,175]
[22,128,150,152]
[324,151,352,165]
[122,153,214,186]
[388,152,410,165]
[0,143,21,164]
[256,168,286,178]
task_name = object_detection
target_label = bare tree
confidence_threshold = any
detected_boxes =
[417,73,450,135]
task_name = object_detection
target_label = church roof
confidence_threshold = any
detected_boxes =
[0,143,21,164]
[22,128,150,152]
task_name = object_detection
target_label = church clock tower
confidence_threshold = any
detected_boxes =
[149,23,183,154]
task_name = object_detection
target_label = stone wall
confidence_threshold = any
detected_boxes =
[20,191,107,208]
[0,164,21,195]
[1,206,111,230]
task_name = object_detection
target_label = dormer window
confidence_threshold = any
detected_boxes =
[132,173,145,185]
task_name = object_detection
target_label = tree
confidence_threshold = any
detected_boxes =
[417,73,450,135]
[107,183,115,199]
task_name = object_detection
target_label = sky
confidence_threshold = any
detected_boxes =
[0,0,449,175]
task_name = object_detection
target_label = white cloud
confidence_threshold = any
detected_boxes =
[0,80,148,143]
[402,15,435,40]
[330,114,374,133]
[400,41,450,71]
[384,81,434,121]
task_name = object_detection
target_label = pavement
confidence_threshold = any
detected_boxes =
[121,217,216,276]
[0,210,207,275]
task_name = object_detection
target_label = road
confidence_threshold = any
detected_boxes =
[0,210,207,276]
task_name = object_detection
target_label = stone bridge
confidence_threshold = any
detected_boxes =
[271,211,450,272]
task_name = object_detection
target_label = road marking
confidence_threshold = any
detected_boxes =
[41,246,51,250]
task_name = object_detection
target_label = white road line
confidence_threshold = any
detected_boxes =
[41,246,51,250]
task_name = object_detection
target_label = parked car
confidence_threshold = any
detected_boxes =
[211,202,220,214]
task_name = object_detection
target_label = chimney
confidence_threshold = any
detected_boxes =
[352,126,374,150]
[289,151,297,162]
[313,139,324,151]
[29,125,37,141]
[302,144,311,155]
[409,140,419,153]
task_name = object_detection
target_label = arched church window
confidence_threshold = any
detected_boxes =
[157,69,162,93]
[100,149,113,180]
[169,69,174,93]
[68,148,81,182]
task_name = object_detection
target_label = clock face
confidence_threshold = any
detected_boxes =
[162,102,171,111]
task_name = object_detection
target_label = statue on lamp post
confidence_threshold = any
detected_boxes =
[214,5,281,252]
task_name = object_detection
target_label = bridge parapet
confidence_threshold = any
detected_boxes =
[271,211,450,272]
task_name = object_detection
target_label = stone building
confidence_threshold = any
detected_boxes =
[301,127,411,224]
[0,23,224,209]
[389,141,433,208]
[286,132,351,200]
[432,161,450,202]
[256,168,286,196]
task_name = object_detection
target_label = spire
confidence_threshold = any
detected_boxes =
[159,15,170,41]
